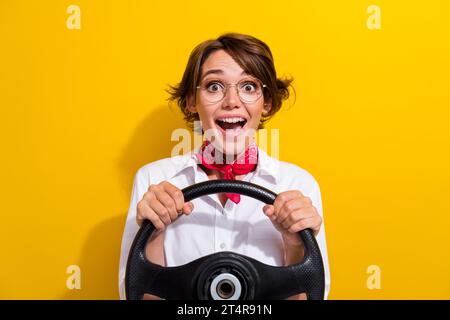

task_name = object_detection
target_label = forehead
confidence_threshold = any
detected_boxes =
[201,49,246,78]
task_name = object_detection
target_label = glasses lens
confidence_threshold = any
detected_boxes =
[200,81,224,103]
[238,80,263,102]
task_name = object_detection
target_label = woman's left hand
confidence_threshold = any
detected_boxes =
[262,190,322,246]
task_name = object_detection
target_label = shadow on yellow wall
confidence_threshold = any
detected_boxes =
[62,104,187,299]
[61,215,124,299]
[119,104,188,191]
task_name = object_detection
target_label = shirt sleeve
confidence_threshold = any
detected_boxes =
[118,168,149,300]
[309,181,331,300]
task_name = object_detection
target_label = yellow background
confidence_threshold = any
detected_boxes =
[1,0,449,299]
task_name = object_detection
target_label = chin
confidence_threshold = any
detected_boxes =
[209,136,245,155]
[222,140,247,156]
[206,127,254,159]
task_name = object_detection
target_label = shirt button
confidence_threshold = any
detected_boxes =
[220,243,226,250]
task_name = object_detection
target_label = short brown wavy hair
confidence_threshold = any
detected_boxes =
[168,33,294,129]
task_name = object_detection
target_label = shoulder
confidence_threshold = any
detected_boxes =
[134,153,194,185]
[277,160,318,186]
[276,160,319,190]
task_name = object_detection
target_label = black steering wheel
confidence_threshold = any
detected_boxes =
[125,180,325,300]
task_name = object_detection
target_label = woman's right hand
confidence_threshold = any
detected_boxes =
[136,181,194,229]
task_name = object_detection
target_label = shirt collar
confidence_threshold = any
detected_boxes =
[255,147,279,183]
[168,146,279,183]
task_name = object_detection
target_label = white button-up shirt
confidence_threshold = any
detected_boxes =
[119,148,331,299]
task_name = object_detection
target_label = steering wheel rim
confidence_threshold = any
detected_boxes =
[125,179,325,300]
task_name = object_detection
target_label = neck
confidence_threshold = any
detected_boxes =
[200,165,245,180]
[215,151,239,164]
[199,165,222,179]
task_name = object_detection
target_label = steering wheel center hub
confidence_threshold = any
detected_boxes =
[196,253,258,300]
[211,273,239,300]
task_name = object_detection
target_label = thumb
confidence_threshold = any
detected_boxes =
[182,201,194,215]
[263,204,275,218]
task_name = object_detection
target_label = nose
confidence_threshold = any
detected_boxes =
[222,84,243,109]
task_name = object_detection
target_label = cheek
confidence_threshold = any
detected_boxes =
[196,108,215,126]
[248,105,265,127]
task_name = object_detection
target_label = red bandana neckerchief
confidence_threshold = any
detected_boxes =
[195,140,258,204]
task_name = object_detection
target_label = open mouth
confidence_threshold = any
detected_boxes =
[215,117,248,132]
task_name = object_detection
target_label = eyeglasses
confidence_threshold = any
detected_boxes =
[196,78,267,104]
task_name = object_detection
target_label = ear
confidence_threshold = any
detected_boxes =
[186,95,197,114]
[262,98,272,115]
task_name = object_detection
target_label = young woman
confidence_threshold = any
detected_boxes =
[119,33,330,300]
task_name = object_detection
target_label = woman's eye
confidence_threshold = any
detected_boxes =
[207,82,223,92]
[241,82,257,92]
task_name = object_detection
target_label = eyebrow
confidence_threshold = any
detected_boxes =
[201,69,246,79]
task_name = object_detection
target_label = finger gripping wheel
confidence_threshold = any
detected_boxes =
[125,180,325,300]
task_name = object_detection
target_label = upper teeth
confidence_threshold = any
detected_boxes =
[218,117,246,123]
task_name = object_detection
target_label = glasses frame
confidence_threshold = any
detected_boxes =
[196,78,267,104]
